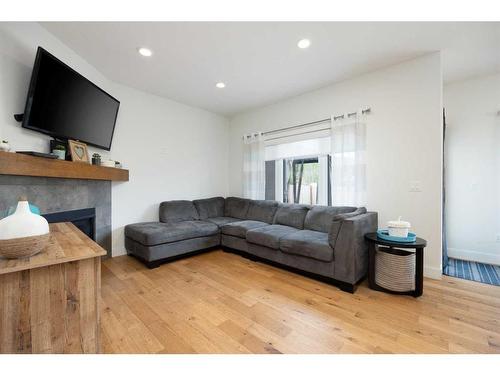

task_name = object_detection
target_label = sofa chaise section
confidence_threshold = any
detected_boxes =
[125,200,220,267]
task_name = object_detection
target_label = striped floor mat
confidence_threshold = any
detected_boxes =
[444,258,500,286]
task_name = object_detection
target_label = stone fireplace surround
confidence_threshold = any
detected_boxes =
[0,175,111,255]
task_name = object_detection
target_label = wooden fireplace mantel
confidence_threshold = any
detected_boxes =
[0,151,129,181]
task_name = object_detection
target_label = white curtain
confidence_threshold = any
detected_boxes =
[330,112,367,206]
[243,132,265,199]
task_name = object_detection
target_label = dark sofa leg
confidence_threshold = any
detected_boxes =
[146,260,162,269]
[337,281,357,294]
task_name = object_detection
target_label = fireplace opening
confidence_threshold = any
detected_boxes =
[43,208,96,241]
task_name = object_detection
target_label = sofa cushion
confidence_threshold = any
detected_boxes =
[303,206,357,232]
[125,221,218,246]
[159,200,199,223]
[204,216,242,228]
[246,224,299,249]
[280,230,333,262]
[221,220,269,238]
[246,200,279,224]
[193,197,225,219]
[224,197,251,219]
[273,204,310,229]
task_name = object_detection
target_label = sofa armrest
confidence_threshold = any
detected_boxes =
[330,212,378,284]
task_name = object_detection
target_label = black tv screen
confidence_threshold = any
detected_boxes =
[22,47,120,150]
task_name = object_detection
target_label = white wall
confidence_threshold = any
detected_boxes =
[444,73,500,265]
[110,83,229,255]
[0,23,229,256]
[229,53,443,278]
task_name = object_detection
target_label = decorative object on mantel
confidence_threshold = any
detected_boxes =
[68,139,90,163]
[92,153,102,166]
[115,161,122,168]
[50,139,69,160]
[16,151,59,159]
[0,196,50,258]
[0,140,11,152]
[102,159,116,168]
[53,144,66,160]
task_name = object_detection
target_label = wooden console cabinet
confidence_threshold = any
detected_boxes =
[0,222,106,353]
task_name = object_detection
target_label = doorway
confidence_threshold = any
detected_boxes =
[442,73,500,286]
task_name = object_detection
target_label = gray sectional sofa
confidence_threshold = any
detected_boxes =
[125,197,377,292]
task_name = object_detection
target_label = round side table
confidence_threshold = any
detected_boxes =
[364,233,427,297]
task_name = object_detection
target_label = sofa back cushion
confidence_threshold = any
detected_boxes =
[246,200,279,224]
[224,197,250,219]
[304,206,357,232]
[193,197,225,219]
[273,204,310,229]
[159,200,199,223]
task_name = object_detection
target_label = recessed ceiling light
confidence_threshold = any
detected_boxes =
[215,82,226,88]
[137,47,153,57]
[297,39,311,49]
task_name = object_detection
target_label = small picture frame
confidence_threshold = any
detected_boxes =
[68,140,90,163]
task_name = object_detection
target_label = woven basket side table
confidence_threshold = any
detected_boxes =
[364,233,427,297]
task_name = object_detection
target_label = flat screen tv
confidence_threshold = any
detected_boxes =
[21,47,120,151]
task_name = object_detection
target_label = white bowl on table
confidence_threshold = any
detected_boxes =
[387,217,411,238]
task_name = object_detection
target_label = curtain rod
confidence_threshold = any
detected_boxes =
[243,107,371,139]
[332,107,371,121]
[265,126,331,142]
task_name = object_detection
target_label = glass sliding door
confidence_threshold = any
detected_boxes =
[282,156,330,205]
[264,135,332,205]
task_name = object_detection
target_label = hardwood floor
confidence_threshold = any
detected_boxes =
[100,250,500,354]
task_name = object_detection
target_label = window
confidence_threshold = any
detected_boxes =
[265,155,331,205]
[264,134,332,205]
[282,157,331,205]
[261,115,366,206]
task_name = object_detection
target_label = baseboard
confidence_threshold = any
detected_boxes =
[424,266,442,280]
[448,247,500,266]
[112,247,127,257]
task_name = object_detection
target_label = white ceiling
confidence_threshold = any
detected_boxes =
[41,22,500,116]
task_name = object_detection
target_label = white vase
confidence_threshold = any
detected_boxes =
[0,141,11,152]
[0,200,49,240]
